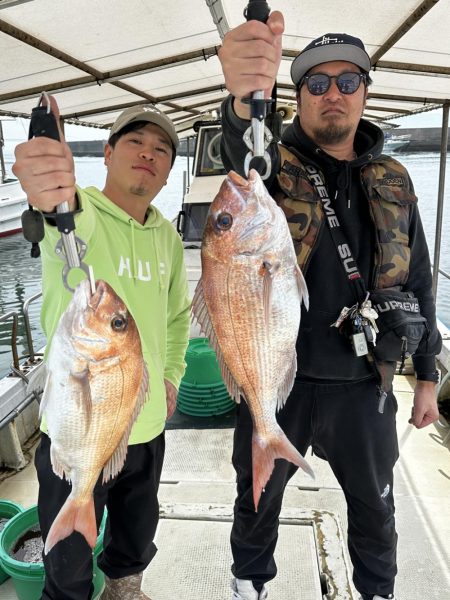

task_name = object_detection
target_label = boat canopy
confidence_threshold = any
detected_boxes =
[0,0,449,135]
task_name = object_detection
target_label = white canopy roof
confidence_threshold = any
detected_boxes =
[0,0,449,136]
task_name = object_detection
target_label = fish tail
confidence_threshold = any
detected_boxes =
[44,497,97,554]
[252,430,314,511]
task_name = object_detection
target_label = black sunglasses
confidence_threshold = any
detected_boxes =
[300,72,367,96]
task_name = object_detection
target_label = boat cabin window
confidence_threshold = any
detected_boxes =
[195,127,226,177]
[177,202,210,242]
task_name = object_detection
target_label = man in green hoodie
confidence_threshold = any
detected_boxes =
[12,98,191,600]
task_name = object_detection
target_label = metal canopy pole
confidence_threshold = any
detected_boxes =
[186,136,191,188]
[432,102,449,298]
[0,120,6,183]
[370,0,440,65]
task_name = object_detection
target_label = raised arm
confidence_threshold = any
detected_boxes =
[218,11,284,119]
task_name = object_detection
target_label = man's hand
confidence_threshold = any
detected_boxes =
[218,10,284,119]
[409,380,439,429]
[164,379,178,420]
[12,95,76,213]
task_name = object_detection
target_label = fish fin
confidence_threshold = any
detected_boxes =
[262,262,274,327]
[192,278,241,403]
[252,428,314,511]
[38,372,52,420]
[192,278,208,324]
[26,363,51,419]
[44,497,97,554]
[276,353,297,412]
[50,445,70,482]
[70,370,92,433]
[214,347,241,404]
[295,265,309,311]
[102,363,149,483]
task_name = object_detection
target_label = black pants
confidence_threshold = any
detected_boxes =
[231,377,399,599]
[35,432,165,600]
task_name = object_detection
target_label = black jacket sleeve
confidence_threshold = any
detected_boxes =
[406,181,442,377]
[220,95,280,190]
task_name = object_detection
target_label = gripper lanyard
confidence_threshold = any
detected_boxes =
[287,146,367,304]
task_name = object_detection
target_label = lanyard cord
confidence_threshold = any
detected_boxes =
[287,146,367,304]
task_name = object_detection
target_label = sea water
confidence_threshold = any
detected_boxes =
[0,152,449,377]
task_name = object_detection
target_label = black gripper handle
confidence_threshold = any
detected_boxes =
[244,0,270,23]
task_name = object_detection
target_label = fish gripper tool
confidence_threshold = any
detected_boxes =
[26,92,94,294]
[242,0,273,180]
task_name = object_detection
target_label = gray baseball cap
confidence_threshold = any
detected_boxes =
[108,104,179,150]
[291,33,371,87]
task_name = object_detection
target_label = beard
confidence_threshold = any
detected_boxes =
[129,185,149,197]
[312,123,352,145]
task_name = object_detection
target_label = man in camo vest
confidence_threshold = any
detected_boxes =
[218,10,442,600]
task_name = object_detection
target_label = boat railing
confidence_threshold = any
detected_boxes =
[22,291,43,365]
[437,266,450,283]
[0,292,43,445]
[432,265,450,327]
[0,291,43,381]
[0,310,20,372]
[0,119,7,185]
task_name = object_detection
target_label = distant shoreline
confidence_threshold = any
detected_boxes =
[67,126,450,157]
[68,137,196,157]
[384,127,450,153]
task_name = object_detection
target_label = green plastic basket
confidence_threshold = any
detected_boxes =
[178,338,235,417]
[0,504,106,599]
[182,337,224,385]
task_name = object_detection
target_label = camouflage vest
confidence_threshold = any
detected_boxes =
[275,145,418,289]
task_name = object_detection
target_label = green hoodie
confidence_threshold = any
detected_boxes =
[40,186,191,444]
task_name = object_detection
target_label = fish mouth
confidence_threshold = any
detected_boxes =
[88,280,107,311]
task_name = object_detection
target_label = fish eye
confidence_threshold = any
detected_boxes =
[111,314,128,332]
[216,212,233,230]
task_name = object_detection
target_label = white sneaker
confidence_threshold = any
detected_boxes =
[231,578,268,600]
[359,595,395,600]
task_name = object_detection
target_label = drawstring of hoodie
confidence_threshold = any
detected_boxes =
[152,228,164,293]
[335,161,353,209]
[129,219,138,281]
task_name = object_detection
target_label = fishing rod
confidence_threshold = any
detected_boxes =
[21,92,95,294]
[242,0,274,180]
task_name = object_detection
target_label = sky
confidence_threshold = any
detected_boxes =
[390,109,445,130]
[0,107,446,158]
[1,116,108,157]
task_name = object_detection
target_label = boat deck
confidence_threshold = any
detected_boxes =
[0,373,449,600]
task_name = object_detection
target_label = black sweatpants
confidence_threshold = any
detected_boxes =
[230,377,399,599]
[35,432,165,600]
